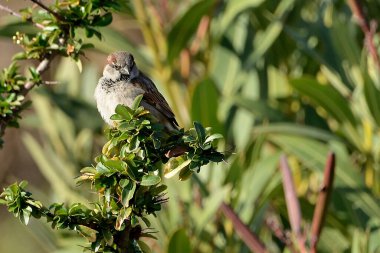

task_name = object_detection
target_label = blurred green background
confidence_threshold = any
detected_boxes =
[1,0,380,252]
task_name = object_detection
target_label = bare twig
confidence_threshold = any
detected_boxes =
[347,0,380,71]
[0,4,22,18]
[279,155,307,253]
[310,152,336,253]
[220,202,268,253]
[0,4,45,29]
[29,0,63,21]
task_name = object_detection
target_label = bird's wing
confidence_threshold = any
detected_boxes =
[132,73,178,126]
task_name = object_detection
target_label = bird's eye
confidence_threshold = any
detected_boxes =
[113,64,121,70]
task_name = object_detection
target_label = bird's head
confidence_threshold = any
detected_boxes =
[103,51,139,81]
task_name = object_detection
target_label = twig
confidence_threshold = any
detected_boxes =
[347,0,380,71]
[23,58,52,91]
[279,155,307,253]
[29,0,63,22]
[310,152,336,253]
[0,56,54,138]
[220,202,268,253]
[0,4,45,29]
[0,4,22,18]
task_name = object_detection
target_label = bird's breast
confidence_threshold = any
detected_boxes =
[95,79,145,125]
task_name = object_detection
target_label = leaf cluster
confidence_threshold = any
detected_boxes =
[1,95,224,252]
[0,0,126,145]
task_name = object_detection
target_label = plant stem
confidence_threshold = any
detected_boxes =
[0,4,44,29]
[220,203,268,253]
[347,0,380,71]
[193,175,268,253]
[280,155,307,253]
[310,152,336,253]
[29,0,63,22]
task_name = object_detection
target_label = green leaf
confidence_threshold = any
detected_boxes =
[103,159,126,172]
[191,78,222,133]
[131,94,143,110]
[92,13,113,27]
[167,0,214,63]
[138,240,152,253]
[115,207,132,231]
[96,162,110,174]
[121,181,136,207]
[102,229,114,246]
[290,77,356,125]
[363,74,380,126]
[115,104,133,120]
[77,225,98,242]
[140,174,161,186]
[219,0,265,34]
[119,178,130,188]
[164,158,191,179]
[178,167,193,181]
[80,167,97,174]
[167,228,191,253]
[193,122,206,143]
[204,133,223,144]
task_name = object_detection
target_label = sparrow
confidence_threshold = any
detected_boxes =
[94,51,179,131]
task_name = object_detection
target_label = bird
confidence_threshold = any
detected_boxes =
[94,51,179,131]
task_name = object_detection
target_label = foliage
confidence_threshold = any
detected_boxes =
[1,95,223,252]
[0,0,126,144]
[2,0,380,253]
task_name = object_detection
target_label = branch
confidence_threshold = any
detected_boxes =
[279,155,307,253]
[23,57,52,91]
[220,202,268,253]
[29,0,63,22]
[347,0,380,71]
[0,4,45,29]
[0,56,54,138]
[310,152,336,253]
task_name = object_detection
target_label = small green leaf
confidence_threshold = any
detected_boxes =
[121,181,136,207]
[77,226,98,243]
[179,167,193,181]
[140,174,161,186]
[137,240,152,253]
[80,167,96,174]
[193,122,206,143]
[119,178,130,188]
[93,13,113,26]
[167,229,192,253]
[102,229,114,246]
[204,133,223,144]
[96,162,110,174]
[131,94,144,110]
[115,105,133,120]
[115,207,132,231]
[164,159,191,179]
[104,159,126,172]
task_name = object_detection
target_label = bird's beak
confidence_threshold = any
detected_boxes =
[120,67,129,75]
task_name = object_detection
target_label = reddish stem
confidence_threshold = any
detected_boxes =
[347,0,380,71]
[279,155,307,253]
[310,152,336,253]
[220,202,268,253]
